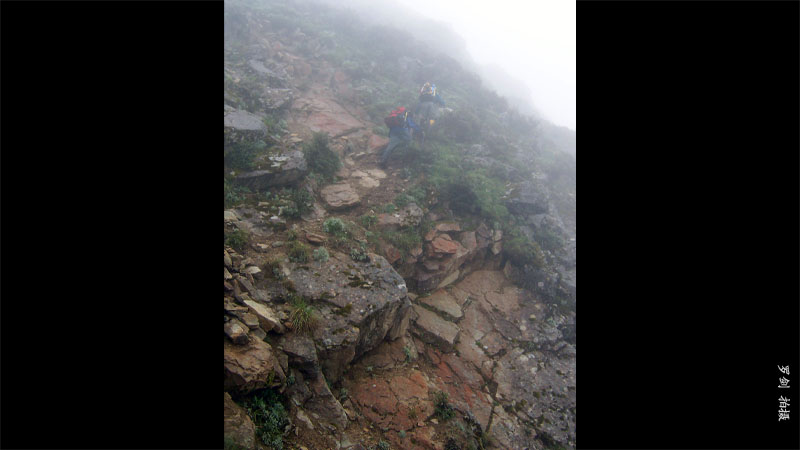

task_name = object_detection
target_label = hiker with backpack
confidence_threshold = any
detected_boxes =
[413,82,446,143]
[379,106,421,169]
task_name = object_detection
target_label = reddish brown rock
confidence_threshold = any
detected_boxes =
[424,229,437,241]
[351,378,398,418]
[384,245,402,264]
[305,231,326,245]
[435,222,461,232]
[431,235,459,254]
[224,338,286,393]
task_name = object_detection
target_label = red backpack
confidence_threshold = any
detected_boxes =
[384,106,407,128]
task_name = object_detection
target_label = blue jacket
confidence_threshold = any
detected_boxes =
[418,93,446,107]
[389,116,421,138]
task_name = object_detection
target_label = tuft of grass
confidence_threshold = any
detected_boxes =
[303,132,341,180]
[382,228,421,253]
[288,241,310,263]
[289,296,317,334]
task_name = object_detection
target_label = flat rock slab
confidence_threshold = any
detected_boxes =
[411,304,460,352]
[419,289,463,320]
[320,182,360,210]
[233,150,308,190]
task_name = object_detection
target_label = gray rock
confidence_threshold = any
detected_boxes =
[224,318,250,345]
[320,182,360,210]
[233,150,308,190]
[411,304,460,352]
[505,180,552,215]
[224,107,267,145]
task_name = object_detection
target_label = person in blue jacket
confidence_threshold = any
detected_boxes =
[380,106,421,169]
[414,82,446,131]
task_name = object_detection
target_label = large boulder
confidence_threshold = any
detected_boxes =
[224,337,286,393]
[232,149,308,189]
[286,252,412,383]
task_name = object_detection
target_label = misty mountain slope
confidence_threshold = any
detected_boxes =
[224,0,575,449]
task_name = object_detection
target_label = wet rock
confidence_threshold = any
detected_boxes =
[411,305,460,352]
[233,150,308,190]
[224,392,257,450]
[224,337,286,393]
[320,182,360,210]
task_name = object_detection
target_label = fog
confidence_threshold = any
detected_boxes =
[311,0,576,131]
[398,0,576,131]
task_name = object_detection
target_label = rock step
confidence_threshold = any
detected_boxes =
[410,304,460,353]
[417,289,463,321]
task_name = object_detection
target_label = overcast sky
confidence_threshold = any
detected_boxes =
[397,0,576,131]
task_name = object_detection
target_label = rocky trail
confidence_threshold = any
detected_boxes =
[224,5,575,449]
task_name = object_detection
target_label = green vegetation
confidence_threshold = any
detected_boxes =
[382,228,421,253]
[224,179,250,209]
[312,247,330,262]
[504,229,544,268]
[282,188,314,219]
[224,230,249,251]
[433,390,456,421]
[287,241,310,263]
[303,132,341,181]
[289,296,317,334]
[359,214,378,229]
[225,140,267,171]
[350,241,369,262]
[243,389,289,450]
[323,217,346,234]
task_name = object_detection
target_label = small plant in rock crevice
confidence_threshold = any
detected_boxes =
[433,390,455,421]
[289,296,317,334]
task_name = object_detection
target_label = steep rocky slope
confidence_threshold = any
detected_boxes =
[224,1,576,449]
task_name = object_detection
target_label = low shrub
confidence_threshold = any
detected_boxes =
[244,389,289,450]
[224,230,249,251]
[323,217,346,234]
[433,390,455,421]
[303,132,341,180]
[313,247,330,262]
